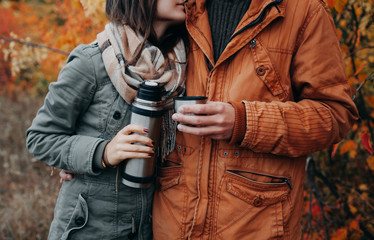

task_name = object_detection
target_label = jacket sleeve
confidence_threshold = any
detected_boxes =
[240,3,359,157]
[26,45,106,175]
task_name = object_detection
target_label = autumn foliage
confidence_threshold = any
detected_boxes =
[0,0,373,239]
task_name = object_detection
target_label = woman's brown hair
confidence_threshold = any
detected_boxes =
[106,0,188,59]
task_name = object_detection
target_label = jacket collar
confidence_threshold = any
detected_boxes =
[185,0,286,67]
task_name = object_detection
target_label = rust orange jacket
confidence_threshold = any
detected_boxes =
[153,0,358,239]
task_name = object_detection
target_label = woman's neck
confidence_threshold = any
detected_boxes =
[153,21,169,40]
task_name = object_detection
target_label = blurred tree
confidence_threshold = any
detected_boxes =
[302,0,374,239]
[0,0,106,96]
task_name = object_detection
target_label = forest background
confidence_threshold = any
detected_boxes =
[0,0,373,239]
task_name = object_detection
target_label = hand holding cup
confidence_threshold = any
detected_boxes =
[172,98,235,140]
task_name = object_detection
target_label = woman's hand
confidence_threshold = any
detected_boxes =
[105,124,154,166]
[59,124,154,182]
[172,101,235,140]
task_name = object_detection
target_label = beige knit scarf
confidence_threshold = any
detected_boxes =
[97,23,186,104]
[97,23,186,158]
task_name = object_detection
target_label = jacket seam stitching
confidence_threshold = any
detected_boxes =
[294,3,324,53]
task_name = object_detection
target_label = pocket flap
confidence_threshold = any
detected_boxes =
[61,194,88,239]
[226,173,290,207]
[157,165,182,191]
[159,174,181,191]
[249,38,285,97]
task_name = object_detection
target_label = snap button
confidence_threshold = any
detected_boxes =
[256,65,266,76]
[75,216,85,226]
[253,197,263,207]
[113,111,121,120]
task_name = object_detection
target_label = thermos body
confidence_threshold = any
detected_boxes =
[120,81,207,188]
[121,81,164,188]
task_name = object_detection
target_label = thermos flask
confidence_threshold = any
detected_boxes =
[121,81,164,188]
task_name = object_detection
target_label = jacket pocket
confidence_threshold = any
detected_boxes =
[60,194,88,240]
[215,169,292,239]
[154,164,187,236]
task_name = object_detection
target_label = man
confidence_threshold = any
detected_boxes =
[152,0,358,239]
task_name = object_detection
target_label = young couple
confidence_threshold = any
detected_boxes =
[27,0,358,239]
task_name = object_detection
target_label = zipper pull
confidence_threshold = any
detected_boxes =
[284,178,293,190]
[128,217,137,239]
[251,39,256,48]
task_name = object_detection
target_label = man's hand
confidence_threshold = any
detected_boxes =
[172,101,235,140]
[59,170,76,184]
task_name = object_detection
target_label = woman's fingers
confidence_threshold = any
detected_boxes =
[120,124,149,135]
[118,124,153,146]
[117,151,153,160]
[116,143,155,153]
[106,124,156,166]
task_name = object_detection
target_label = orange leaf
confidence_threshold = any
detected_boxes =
[327,0,336,8]
[367,156,374,171]
[339,140,356,155]
[366,95,374,108]
[334,0,348,13]
[349,220,360,230]
[331,228,347,240]
[353,61,367,76]
[331,143,340,158]
[362,132,373,155]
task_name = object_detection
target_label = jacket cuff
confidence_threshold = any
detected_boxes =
[239,101,256,149]
[68,136,109,176]
[228,101,247,145]
[92,140,109,171]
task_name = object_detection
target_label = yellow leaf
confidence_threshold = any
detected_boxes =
[339,19,347,28]
[349,149,357,159]
[359,184,368,191]
[369,56,374,63]
[349,204,358,214]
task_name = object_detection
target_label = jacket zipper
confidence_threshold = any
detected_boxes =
[205,0,282,73]
[227,169,293,190]
[229,0,283,42]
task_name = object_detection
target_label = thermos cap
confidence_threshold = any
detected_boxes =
[137,81,164,102]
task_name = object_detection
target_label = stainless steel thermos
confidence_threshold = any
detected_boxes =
[121,81,164,188]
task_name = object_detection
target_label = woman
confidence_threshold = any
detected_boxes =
[26,0,188,239]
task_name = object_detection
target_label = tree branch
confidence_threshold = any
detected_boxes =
[352,72,374,101]
[0,36,70,55]
[306,156,331,240]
